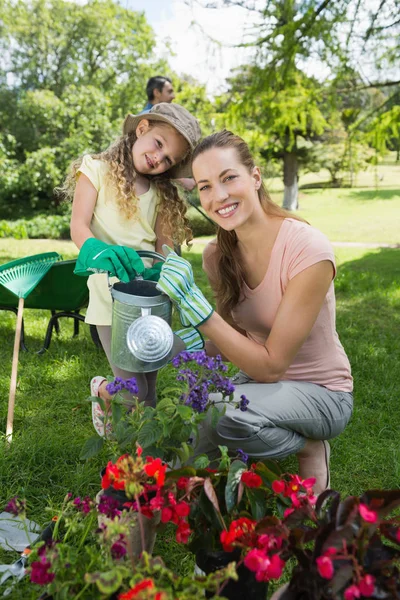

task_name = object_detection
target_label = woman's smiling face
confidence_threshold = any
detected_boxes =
[132,120,188,176]
[193,146,262,231]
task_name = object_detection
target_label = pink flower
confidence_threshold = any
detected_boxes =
[283,507,295,518]
[344,585,361,600]
[359,503,378,523]
[244,549,285,581]
[359,574,375,596]
[316,555,334,580]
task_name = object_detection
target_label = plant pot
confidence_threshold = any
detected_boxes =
[96,489,160,557]
[269,583,290,599]
[196,548,269,600]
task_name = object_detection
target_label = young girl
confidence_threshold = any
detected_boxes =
[157,129,353,494]
[60,103,201,434]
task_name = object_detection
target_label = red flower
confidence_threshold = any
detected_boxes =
[176,520,191,544]
[241,471,262,488]
[144,458,167,488]
[176,477,189,490]
[118,579,154,599]
[359,503,378,523]
[101,461,126,491]
[359,574,375,596]
[344,584,361,600]
[220,517,256,551]
[316,555,334,580]
[272,480,286,494]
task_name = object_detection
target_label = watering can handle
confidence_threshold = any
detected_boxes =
[107,249,166,291]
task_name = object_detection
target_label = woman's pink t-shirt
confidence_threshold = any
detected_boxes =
[202,218,353,392]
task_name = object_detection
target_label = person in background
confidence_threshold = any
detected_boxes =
[156,129,353,495]
[140,76,175,113]
[59,103,201,436]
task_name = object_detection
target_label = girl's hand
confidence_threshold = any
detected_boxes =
[156,252,214,327]
[74,238,145,282]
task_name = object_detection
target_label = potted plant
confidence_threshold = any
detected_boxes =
[80,351,250,467]
[132,445,288,600]
[3,488,238,599]
[256,477,400,599]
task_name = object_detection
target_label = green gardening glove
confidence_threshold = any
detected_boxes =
[174,327,205,351]
[156,251,214,327]
[74,238,145,283]
[143,261,163,282]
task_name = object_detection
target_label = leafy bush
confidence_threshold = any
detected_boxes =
[187,207,216,238]
[0,214,70,240]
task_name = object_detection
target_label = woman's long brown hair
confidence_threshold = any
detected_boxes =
[57,122,192,246]
[192,130,306,321]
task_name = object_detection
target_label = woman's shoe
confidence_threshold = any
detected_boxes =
[322,440,331,490]
[90,376,112,437]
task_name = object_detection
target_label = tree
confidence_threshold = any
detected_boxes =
[190,0,400,208]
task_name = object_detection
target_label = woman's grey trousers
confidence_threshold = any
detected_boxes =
[194,372,353,460]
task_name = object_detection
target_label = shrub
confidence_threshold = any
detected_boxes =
[187,207,216,238]
[0,214,70,240]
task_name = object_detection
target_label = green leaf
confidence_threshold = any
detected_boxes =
[85,569,123,594]
[158,385,184,398]
[210,404,221,428]
[225,460,247,513]
[111,402,123,426]
[156,398,177,417]
[193,454,210,469]
[176,424,193,443]
[247,488,268,521]
[176,405,193,420]
[177,442,192,463]
[137,421,163,448]
[80,435,104,460]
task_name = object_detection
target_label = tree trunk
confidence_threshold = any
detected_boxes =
[282,151,299,211]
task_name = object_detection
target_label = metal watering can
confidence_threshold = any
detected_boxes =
[109,250,185,373]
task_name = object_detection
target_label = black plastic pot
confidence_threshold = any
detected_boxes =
[196,548,269,600]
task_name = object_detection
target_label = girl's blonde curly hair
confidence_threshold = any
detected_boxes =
[57,122,193,246]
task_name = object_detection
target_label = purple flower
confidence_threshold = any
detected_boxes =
[30,557,55,585]
[73,496,93,514]
[97,495,121,519]
[237,449,249,463]
[124,377,138,395]
[239,394,250,412]
[106,376,138,396]
[5,496,26,517]
[111,537,127,559]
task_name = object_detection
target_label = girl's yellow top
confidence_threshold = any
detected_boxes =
[77,155,160,325]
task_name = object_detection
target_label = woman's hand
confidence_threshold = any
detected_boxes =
[156,252,214,327]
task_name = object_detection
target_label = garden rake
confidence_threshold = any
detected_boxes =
[0,252,61,443]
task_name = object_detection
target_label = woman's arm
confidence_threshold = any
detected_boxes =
[200,260,334,382]
[70,174,98,249]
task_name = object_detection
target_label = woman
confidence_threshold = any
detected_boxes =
[157,130,353,493]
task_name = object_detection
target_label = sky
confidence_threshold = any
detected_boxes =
[122,0,262,96]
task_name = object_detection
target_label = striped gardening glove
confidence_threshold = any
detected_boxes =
[174,327,205,351]
[156,251,213,328]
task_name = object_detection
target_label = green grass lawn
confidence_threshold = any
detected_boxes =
[0,205,399,596]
